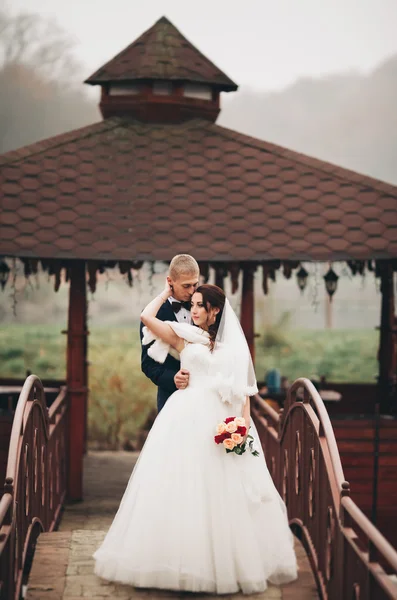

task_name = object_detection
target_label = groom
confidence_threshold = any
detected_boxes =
[140,254,200,412]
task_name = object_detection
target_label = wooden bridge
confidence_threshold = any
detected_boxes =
[0,376,397,600]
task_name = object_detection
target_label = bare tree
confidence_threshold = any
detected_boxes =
[0,8,99,154]
[0,8,80,82]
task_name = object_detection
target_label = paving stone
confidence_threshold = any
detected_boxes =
[27,452,318,599]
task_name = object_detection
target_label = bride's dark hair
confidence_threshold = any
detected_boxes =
[195,284,225,348]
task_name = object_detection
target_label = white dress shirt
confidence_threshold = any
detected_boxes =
[168,297,192,324]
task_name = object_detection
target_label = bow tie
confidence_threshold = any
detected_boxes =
[171,301,191,313]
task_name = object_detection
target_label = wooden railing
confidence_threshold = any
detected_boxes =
[252,378,397,600]
[0,376,68,600]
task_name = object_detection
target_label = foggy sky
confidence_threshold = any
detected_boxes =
[5,0,397,90]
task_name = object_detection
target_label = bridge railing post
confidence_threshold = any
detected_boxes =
[252,379,397,600]
[0,376,68,599]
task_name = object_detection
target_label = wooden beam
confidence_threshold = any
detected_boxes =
[378,261,396,414]
[66,261,88,501]
[240,264,255,361]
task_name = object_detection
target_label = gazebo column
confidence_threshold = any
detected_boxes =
[66,261,88,501]
[240,263,256,361]
[378,260,396,413]
[378,260,396,414]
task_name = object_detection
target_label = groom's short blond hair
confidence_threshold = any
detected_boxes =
[169,255,199,280]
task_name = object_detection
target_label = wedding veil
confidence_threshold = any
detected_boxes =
[213,298,258,406]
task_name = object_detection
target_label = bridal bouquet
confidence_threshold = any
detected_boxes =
[214,416,259,456]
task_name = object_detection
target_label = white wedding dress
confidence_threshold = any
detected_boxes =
[94,323,297,594]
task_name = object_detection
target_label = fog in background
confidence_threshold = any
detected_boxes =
[1,0,396,327]
[6,0,397,90]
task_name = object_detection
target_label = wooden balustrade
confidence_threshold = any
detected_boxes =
[252,378,397,600]
[0,376,68,600]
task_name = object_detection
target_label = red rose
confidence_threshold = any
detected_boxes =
[237,426,247,435]
[214,432,231,444]
[224,416,236,424]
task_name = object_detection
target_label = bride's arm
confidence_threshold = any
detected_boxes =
[242,396,251,431]
[140,282,184,353]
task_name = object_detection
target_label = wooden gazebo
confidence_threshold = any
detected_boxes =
[0,15,396,510]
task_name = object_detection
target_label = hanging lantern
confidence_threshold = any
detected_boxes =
[0,260,10,290]
[323,267,339,299]
[296,266,309,293]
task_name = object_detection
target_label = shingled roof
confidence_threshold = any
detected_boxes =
[1,117,396,263]
[85,17,237,91]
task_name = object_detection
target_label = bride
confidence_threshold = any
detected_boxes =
[93,282,297,594]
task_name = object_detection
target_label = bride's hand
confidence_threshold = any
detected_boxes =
[162,278,173,299]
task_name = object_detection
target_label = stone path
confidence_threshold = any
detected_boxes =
[26,452,318,600]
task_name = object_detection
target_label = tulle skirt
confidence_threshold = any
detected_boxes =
[93,385,297,594]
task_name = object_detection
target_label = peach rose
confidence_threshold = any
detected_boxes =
[235,417,246,427]
[223,438,236,450]
[225,421,238,433]
[231,433,243,444]
[216,422,226,435]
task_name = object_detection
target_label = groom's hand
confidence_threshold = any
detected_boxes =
[175,369,189,390]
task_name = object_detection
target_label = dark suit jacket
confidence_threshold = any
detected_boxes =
[140,300,179,412]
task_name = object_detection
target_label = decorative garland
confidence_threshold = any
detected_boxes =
[0,257,394,319]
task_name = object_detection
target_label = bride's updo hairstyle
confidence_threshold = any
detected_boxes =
[195,284,225,348]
